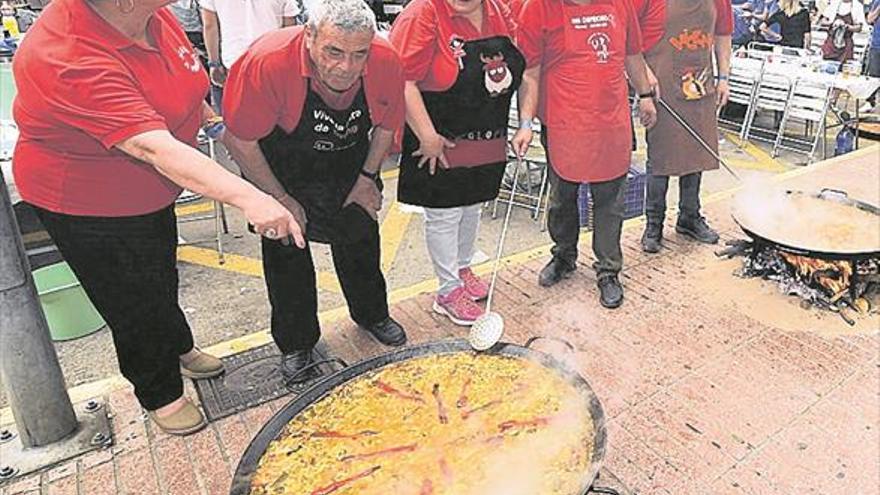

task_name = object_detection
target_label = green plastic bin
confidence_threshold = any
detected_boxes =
[33,262,106,341]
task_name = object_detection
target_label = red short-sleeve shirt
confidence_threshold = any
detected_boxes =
[517,0,643,123]
[518,0,643,69]
[12,0,208,216]
[389,0,516,91]
[714,0,734,36]
[222,27,405,141]
[631,0,666,51]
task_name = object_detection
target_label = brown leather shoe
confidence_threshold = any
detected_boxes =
[148,400,206,436]
[180,348,224,379]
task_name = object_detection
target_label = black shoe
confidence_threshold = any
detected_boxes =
[280,350,314,385]
[538,258,576,287]
[641,223,663,253]
[363,317,407,347]
[597,274,624,309]
[676,216,720,244]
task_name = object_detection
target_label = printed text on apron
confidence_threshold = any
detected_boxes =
[258,83,376,244]
[645,0,721,177]
[543,0,632,183]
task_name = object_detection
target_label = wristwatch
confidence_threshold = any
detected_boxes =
[638,89,656,99]
[519,119,535,131]
[206,61,223,69]
[360,169,379,180]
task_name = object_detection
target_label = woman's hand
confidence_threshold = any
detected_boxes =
[242,193,306,248]
[412,131,455,175]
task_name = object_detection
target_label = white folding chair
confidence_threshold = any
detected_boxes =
[493,139,550,224]
[773,77,833,162]
[721,57,765,139]
[744,62,795,144]
[852,31,871,72]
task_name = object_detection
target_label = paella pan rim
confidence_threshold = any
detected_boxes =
[731,189,880,259]
[229,338,608,495]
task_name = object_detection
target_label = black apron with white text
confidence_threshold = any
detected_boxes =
[398,35,525,208]
[258,84,374,244]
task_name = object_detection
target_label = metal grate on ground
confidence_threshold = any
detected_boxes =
[194,341,344,422]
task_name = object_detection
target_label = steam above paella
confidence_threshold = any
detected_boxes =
[249,352,596,494]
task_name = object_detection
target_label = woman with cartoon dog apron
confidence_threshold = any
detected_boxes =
[389,0,524,326]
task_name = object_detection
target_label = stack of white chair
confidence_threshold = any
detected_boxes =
[772,77,834,162]
[744,60,796,145]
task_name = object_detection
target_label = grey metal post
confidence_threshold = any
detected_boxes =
[0,167,77,447]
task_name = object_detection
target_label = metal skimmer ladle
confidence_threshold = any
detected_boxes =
[469,155,523,351]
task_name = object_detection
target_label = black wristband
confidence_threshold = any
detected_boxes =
[638,89,656,99]
[360,169,379,180]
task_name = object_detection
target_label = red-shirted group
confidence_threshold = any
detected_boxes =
[11,0,732,436]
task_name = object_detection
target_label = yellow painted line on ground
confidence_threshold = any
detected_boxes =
[8,146,874,420]
[175,201,215,217]
[378,201,413,272]
[176,245,343,293]
[723,132,789,173]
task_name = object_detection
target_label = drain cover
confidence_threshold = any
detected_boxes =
[194,341,342,422]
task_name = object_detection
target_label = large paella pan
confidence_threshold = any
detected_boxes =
[230,339,607,495]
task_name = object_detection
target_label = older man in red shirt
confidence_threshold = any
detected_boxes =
[223,0,407,382]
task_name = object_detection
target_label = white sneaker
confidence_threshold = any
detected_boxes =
[859,102,874,113]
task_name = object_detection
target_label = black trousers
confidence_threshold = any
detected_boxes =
[542,129,627,277]
[32,205,192,411]
[261,222,389,354]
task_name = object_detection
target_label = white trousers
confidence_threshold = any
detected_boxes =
[423,204,482,296]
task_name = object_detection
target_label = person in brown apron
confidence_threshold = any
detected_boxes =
[221,0,408,382]
[820,0,866,62]
[513,0,658,309]
[641,0,734,254]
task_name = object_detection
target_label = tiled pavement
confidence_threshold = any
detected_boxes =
[1,150,878,494]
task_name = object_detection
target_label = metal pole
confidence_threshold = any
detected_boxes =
[0,166,77,447]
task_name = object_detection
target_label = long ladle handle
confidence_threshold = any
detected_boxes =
[656,96,742,182]
[485,154,522,313]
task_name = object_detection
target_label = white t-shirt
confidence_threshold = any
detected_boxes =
[201,0,299,68]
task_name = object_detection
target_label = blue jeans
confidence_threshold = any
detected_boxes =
[645,165,703,226]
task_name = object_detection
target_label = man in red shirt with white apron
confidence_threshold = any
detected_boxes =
[641,0,733,253]
[513,0,658,309]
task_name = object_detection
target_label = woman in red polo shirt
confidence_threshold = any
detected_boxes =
[390,0,525,326]
[12,0,302,436]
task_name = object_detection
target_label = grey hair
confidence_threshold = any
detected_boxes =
[305,0,377,35]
